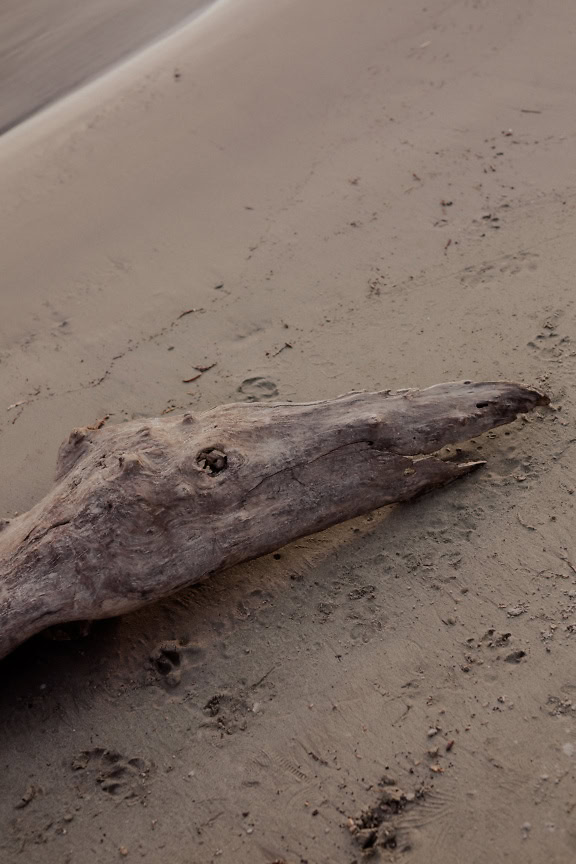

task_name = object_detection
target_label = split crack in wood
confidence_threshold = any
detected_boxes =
[0,380,548,659]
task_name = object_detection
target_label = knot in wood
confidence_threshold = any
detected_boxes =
[118,452,145,473]
[196,448,227,475]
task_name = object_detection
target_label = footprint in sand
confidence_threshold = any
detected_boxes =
[237,377,279,402]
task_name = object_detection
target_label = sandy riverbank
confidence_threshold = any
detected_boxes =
[1,1,576,861]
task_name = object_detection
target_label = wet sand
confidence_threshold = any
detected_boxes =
[1,0,576,861]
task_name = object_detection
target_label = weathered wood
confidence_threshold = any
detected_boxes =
[0,381,547,659]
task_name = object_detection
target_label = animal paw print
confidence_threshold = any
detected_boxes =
[238,377,279,402]
[71,749,154,801]
[498,251,539,276]
[460,252,539,288]
[527,314,573,361]
[202,692,251,734]
[461,628,526,671]
[149,639,206,688]
[150,640,183,687]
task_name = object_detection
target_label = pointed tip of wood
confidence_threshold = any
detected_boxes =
[457,459,487,473]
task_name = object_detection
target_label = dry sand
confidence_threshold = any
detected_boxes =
[0,0,209,133]
[1,0,576,861]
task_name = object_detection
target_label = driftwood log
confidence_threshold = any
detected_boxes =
[0,380,547,659]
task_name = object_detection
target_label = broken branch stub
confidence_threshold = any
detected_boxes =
[0,380,547,659]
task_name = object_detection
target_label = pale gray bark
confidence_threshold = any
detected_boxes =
[0,381,547,659]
